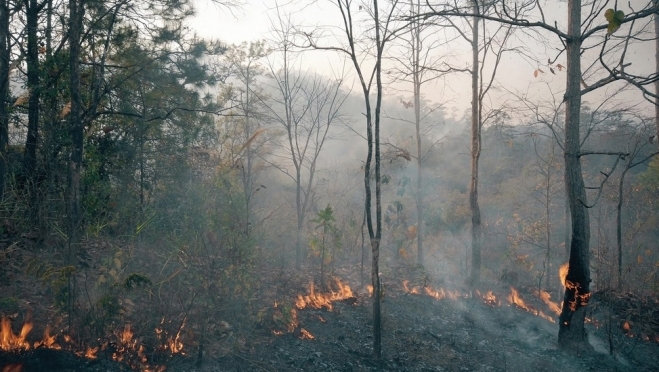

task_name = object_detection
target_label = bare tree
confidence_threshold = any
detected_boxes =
[266,10,347,270]
[421,0,659,348]
[383,0,447,266]
[613,118,658,288]
[301,0,404,360]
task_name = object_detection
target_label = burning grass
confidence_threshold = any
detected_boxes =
[0,317,185,371]
[295,278,355,311]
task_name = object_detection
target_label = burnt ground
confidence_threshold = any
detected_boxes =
[171,267,659,372]
[2,266,659,372]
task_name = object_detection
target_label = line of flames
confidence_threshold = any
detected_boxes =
[295,278,354,311]
[401,280,562,323]
[272,278,357,340]
[1,318,184,371]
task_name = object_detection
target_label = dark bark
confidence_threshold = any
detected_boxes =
[468,2,482,286]
[22,0,40,189]
[0,0,9,200]
[372,0,384,360]
[558,0,591,349]
[67,0,83,258]
[655,0,658,142]
[616,166,629,289]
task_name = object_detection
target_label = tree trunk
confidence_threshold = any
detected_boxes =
[616,167,629,289]
[411,0,424,266]
[0,0,8,201]
[68,0,83,259]
[655,0,659,142]
[23,0,40,187]
[469,2,482,286]
[558,0,591,349]
[545,171,552,290]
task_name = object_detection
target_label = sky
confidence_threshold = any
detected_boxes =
[189,0,657,123]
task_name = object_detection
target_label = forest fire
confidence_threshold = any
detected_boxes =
[1,317,183,371]
[559,263,569,288]
[299,328,315,340]
[295,279,355,311]
[507,288,556,323]
[535,290,562,315]
[402,280,463,300]
[476,290,500,306]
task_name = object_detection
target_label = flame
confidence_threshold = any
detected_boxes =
[299,328,315,340]
[85,346,99,359]
[402,280,463,300]
[536,290,562,315]
[507,287,556,323]
[366,285,373,296]
[622,321,631,332]
[476,290,500,306]
[559,263,569,288]
[1,318,32,351]
[1,317,180,371]
[402,280,420,294]
[272,330,283,336]
[295,279,354,311]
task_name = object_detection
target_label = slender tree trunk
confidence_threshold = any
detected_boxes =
[655,0,659,143]
[68,0,83,259]
[616,167,629,289]
[360,208,366,287]
[411,0,424,266]
[558,0,591,349]
[371,0,384,360]
[469,2,482,286]
[23,0,40,198]
[545,171,552,290]
[0,0,8,201]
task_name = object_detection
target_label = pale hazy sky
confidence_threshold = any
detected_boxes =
[190,0,656,122]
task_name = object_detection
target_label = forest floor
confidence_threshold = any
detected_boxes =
[2,262,659,372]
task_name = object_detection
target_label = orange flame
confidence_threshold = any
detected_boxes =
[299,328,315,340]
[366,285,373,296]
[507,288,555,323]
[476,290,500,306]
[295,279,354,311]
[559,263,569,288]
[536,290,562,315]
[1,318,32,351]
[402,280,463,300]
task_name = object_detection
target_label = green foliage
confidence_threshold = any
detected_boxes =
[604,8,625,34]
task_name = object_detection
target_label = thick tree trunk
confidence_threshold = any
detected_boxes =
[558,0,591,349]
[0,0,8,200]
[469,3,482,286]
[23,0,40,186]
